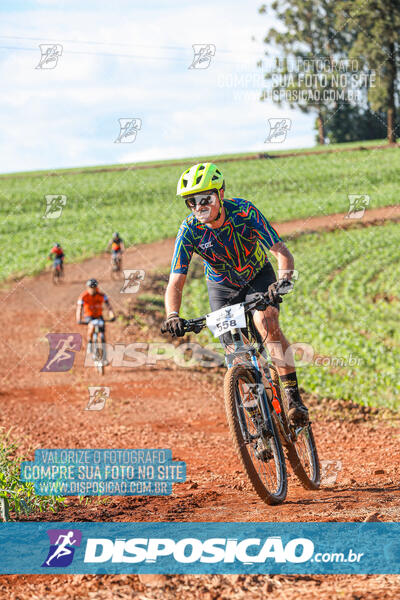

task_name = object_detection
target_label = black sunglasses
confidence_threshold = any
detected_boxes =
[184,191,219,210]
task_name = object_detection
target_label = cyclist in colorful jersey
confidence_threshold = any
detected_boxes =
[76,278,115,362]
[48,243,64,274]
[106,232,125,256]
[162,162,308,426]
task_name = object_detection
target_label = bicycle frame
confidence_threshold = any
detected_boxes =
[215,304,300,448]
[111,252,122,269]
[53,258,62,272]
[90,319,105,375]
[174,281,299,446]
[91,320,105,347]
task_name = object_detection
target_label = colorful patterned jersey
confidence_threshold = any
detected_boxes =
[170,197,281,288]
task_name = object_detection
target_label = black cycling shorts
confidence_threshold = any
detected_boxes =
[206,261,278,346]
[83,316,105,332]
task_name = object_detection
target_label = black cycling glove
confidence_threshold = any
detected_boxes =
[162,315,186,337]
[267,281,284,305]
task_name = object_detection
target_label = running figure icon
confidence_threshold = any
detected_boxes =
[45,531,77,566]
[43,335,77,371]
[42,529,82,568]
[40,333,82,373]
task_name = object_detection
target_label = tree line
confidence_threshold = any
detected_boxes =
[259,0,400,144]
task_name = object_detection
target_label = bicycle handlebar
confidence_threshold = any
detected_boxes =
[77,317,115,325]
[161,279,294,335]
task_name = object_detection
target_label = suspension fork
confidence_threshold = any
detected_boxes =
[228,327,276,439]
[250,356,276,438]
[227,328,257,443]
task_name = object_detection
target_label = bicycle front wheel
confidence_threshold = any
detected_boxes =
[93,334,104,375]
[52,268,60,285]
[224,365,287,505]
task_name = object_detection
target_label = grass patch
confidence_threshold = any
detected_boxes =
[0,138,389,177]
[136,293,165,312]
[0,428,65,520]
[0,142,399,281]
[180,222,400,410]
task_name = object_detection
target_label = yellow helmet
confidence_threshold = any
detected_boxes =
[177,163,224,197]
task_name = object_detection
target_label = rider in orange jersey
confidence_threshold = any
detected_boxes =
[48,243,64,274]
[76,278,115,360]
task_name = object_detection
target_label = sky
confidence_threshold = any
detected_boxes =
[0,0,315,173]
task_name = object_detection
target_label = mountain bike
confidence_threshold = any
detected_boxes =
[110,251,123,280]
[80,317,114,375]
[52,258,64,285]
[162,280,320,505]
[92,319,106,375]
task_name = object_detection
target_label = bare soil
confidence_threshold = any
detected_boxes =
[0,209,399,598]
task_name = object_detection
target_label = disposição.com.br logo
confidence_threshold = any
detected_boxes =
[39,531,366,571]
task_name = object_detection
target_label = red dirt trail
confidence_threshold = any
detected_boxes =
[0,208,399,599]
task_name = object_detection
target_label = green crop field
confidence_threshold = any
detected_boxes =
[0,141,399,281]
[180,222,400,410]
[0,138,389,177]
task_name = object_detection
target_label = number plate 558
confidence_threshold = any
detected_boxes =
[206,302,246,337]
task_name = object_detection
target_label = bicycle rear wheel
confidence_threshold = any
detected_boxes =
[224,365,287,505]
[287,425,320,489]
[270,366,320,490]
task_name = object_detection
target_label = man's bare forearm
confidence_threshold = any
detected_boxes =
[165,286,182,315]
[270,241,295,280]
[277,251,294,280]
[105,301,115,318]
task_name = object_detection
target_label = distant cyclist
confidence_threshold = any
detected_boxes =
[162,162,308,426]
[76,279,115,362]
[48,243,64,275]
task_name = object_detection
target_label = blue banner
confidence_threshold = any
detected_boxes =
[0,522,399,574]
